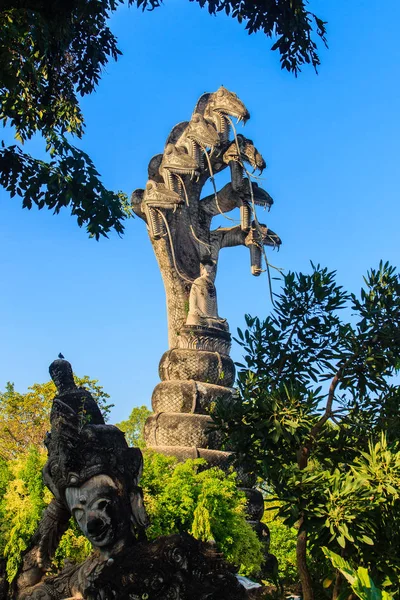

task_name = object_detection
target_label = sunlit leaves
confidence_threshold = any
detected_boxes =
[323,548,395,600]
[213,262,400,595]
[140,450,264,575]
[1,447,47,581]
[0,376,112,461]
[116,405,152,448]
[187,0,327,74]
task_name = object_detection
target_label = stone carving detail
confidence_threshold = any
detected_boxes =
[177,326,232,354]
[131,86,281,350]
[132,87,280,485]
[11,358,249,599]
[185,259,228,331]
[159,349,235,388]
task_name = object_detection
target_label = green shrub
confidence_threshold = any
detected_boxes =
[141,450,264,576]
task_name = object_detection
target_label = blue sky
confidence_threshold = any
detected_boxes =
[1,0,399,422]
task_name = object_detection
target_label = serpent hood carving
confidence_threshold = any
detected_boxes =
[131,87,281,348]
[223,135,266,173]
[223,134,266,192]
[168,113,220,160]
[160,143,200,190]
[195,86,250,141]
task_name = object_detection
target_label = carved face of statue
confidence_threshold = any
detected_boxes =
[65,474,131,551]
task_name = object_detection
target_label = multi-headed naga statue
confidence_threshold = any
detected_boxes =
[132,87,281,469]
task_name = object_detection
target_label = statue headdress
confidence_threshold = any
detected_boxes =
[42,358,147,542]
[44,358,143,500]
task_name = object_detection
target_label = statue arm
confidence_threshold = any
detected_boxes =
[14,498,71,597]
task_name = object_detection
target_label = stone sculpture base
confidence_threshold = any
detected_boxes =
[151,380,234,414]
[144,337,267,559]
[159,348,235,387]
[147,445,232,470]
[144,342,235,472]
[178,325,231,355]
[18,534,248,599]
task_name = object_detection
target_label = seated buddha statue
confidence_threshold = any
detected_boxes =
[186,259,229,332]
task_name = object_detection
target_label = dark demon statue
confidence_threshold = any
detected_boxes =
[11,358,249,600]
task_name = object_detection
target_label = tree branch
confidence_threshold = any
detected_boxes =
[273,311,308,389]
[298,355,354,469]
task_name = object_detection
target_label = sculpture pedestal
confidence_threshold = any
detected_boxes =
[144,331,234,471]
[177,325,231,355]
[144,331,267,560]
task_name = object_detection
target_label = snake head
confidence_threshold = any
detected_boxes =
[185,113,220,150]
[160,144,199,177]
[202,87,250,138]
[211,86,250,123]
[223,135,266,173]
[143,180,183,208]
[245,222,282,249]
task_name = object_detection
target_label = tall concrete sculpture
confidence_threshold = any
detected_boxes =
[131,87,281,468]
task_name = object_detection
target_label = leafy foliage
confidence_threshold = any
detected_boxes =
[53,523,92,571]
[0,440,264,581]
[323,547,394,600]
[0,447,92,581]
[0,1,128,237]
[116,405,152,448]
[1,447,49,581]
[0,376,113,461]
[0,139,129,239]
[263,506,297,585]
[0,0,326,234]
[0,458,12,551]
[140,450,264,576]
[140,0,327,74]
[213,262,400,598]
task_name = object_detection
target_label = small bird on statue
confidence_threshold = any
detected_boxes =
[58,353,65,359]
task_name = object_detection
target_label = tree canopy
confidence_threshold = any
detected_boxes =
[116,405,152,448]
[0,372,263,583]
[0,0,327,236]
[141,450,263,576]
[0,376,112,461]
[213,261,400,600]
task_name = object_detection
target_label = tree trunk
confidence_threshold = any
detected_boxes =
[296,520,314,600]
[332,571,342,600]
